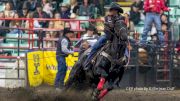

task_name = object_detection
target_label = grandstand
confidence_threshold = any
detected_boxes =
[0,0,179,88]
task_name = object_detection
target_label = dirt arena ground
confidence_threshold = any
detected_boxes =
[0,85,180,101]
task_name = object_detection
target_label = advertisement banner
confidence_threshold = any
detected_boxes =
[27,51,44,87]
[43,51,57,85]
[27,51,78,87]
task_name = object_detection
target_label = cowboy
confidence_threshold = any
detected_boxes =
[84,2,128,70]
[140,0,170,46]
[55,28,74,90]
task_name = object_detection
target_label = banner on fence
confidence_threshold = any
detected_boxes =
[27,51,78,87]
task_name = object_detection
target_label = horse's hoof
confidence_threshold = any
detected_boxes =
[92,89,100,101]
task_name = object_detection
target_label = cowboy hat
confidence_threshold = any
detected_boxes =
[60,3,69,8]
[109,2,124,13]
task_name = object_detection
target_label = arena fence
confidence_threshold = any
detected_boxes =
[0,18,179,88]
[0,18,103,88]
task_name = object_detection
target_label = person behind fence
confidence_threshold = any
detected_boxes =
[75,26,99,56]
[140,0,170,46]
[83,2,128,70]
[55,28,74,90]
[59,3,71,19]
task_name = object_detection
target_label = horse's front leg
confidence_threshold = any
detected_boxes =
[97,88,109,100]
[92,77,109,101]
[97,77,106,91]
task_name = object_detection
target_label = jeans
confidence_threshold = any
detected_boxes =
[86,35,107,61]
[9,29,23,34]
[86,34,130,62]
[54,56,67,88]
[141,12,165,45]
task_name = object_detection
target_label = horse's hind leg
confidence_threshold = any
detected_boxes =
[65,62,84,90]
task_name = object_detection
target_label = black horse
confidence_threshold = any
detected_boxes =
[65,18,128,101]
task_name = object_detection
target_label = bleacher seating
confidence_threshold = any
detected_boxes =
[169,0,180,7]
[5,33,19,42]
[0,2,5,12]
[176,9,180,16]
[0,43,16,54]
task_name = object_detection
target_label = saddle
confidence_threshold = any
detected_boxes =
[91,42,127,72]
[91,42,111,65]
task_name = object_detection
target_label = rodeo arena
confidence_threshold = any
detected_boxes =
[0,0,180,101]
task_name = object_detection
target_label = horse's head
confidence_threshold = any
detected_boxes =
[109,18,128,59]
[113,18,128,42]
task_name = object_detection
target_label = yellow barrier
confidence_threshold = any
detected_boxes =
[27,51,78,87]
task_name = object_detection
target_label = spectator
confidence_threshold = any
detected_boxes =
[9,12,21,27]
[41,0,48,6]
[151,34,158,41]
[161,14,168,24]
[0,12,5,27]
[96,16,104,32]
[19,6,29,18]
[129,5,141,31]
[161,14,169,33]
[124,13,130,29]
[24,12,34,33]
[42,0,53,18]
[55,28,74,91]
[76,26,99,55]
[78,0,95,18]
[176,39,180,52]
[49,20,58,41]
[81,26,99,47]
[45,21,54,48]
[9,12,23,34]
[45,33,52,47]
[52,0,62,11]
[64,22,71,28]
[13,0,25,11]
[54,12,64,30]
[140,0,170,46]
[60,3,71,19]
[45,21,57,47]
[33,3,50,28]
[161,23,168,34]
[70,0,79,17]
[92,0,105,16]
[0,11,6,38]
[131,0,144,10]
[69,13,80,30]
[4,2,15,19]
[24,0,37,12]
[33,3,50,48]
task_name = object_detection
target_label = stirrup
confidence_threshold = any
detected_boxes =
[83,62,92,71]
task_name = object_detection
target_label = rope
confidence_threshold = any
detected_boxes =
[125,40,131,70]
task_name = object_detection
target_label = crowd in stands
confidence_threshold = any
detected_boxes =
[0,0,179,53]
[0,0,108,47]
[125,0,169,37]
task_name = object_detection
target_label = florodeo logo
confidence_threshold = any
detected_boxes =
[33,54,40,75]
